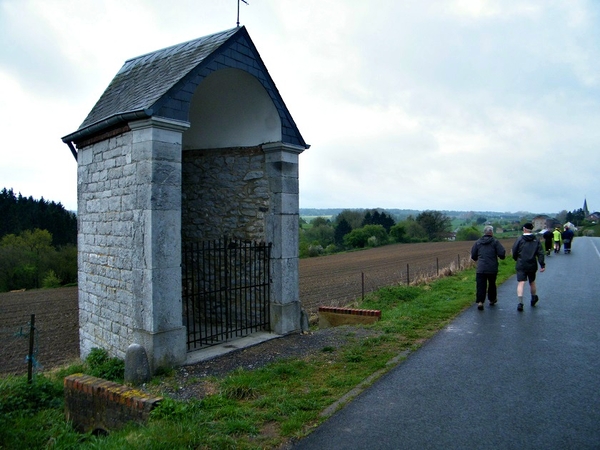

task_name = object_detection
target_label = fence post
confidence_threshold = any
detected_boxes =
[457,254,460,270]
[361,272,365,300]
[27,314,35,383]
[436,257,439,276]
[407,264,410,285]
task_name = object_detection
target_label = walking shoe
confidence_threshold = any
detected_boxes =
[517,303,524,312]
[489,299,497,306]
[531,295,539,307]
[477,302,484,311]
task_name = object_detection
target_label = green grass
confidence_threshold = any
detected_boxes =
[0,260,515,449]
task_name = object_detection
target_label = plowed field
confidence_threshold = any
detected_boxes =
[0,238,516,375]
[0,287,79,376]
[299,239,516,314]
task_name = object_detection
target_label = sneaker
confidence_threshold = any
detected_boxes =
[531,295,539,307]
[517,303,524,312]
[489,299,497,306]
[477,302,484,311]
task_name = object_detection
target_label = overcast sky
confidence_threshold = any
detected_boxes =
[1,0,598,215]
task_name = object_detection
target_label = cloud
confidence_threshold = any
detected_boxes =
[1,0,599,214]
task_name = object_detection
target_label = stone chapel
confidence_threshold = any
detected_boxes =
[62,26,309,371]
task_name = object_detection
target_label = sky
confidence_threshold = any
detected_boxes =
[1,0,599,215]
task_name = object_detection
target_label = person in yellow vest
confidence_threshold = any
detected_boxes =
[552,227,562,254]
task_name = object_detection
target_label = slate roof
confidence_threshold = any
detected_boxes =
[62,26,308,149]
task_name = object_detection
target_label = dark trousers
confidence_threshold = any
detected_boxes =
[476,272,498,303]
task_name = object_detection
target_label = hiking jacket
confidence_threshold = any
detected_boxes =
[512,234,545,272]
[553,229,562,242]
[471,235,506,273]
[562,228,574,243]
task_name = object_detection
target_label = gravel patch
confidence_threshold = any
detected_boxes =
[153,326,381,401]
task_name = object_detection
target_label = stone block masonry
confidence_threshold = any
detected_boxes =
[182,146,269,242]
[64,374,162,434]
[77,117,189,371]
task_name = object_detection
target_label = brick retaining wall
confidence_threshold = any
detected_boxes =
[318,306,381,328]
[64,374,162,433]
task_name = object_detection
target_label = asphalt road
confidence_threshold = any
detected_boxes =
[293,236,600,450]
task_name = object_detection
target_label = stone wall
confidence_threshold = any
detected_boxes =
[182,146,269,242]
[77,118,187,369]
[77,131,138,359]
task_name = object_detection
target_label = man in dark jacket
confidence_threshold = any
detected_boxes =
[471,226,506,310]
[512,223,546,312]
[562,225,575,254]
[542,228,553,256]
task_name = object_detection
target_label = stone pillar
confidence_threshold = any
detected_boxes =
[128,117,190,370]
[263,142,305,334]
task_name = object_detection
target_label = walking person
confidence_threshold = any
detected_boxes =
[552,227,562,254]
[542,228,553,256]
[562,225,575,254]
[512,223,545,311]
[471,225,506,310]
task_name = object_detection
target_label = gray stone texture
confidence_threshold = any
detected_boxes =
[182,146,269,242]
[124,343,152,385]
[77,118,189,370]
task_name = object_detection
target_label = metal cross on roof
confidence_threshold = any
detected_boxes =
[237,0,249,27]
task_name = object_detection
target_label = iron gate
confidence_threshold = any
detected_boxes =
[182,237,272,351]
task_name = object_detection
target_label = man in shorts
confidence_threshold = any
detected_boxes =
[512,223,546,312]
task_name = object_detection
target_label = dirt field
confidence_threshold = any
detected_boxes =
[0,287,79,376]
[0,238,515,376]
[299,238,516,314]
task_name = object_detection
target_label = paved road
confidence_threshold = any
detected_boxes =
[293,237,600,449]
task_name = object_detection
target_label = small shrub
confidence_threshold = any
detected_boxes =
[151,397,202,420]
[86,347,125,382]
[42,270,62,289]
[343,348,365,363]
[0,375,63,417]
[307,244,323,257]
[324,244,337,254]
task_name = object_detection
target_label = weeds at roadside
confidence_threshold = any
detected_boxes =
[0,262,515,449]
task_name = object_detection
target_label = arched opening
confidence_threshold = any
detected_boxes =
[183,68,282,150]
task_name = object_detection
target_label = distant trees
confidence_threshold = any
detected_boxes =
[362,210,395,232]
[0,188,76,247]
[334,218,352,246]
[343,225,388,248]
[456,226,481,241]
[0,229,77,292]
[299,208,456,257]
[0,188,78,292]
[415,210,452,241]
[566,208,586,226]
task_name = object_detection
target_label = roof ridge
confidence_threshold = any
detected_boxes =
[121,27,240,67]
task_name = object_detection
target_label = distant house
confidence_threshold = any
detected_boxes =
[532,215,550,231]
[588,212,600,222]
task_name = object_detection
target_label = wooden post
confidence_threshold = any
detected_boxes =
[361,272,365,300]
[27,314,35,383]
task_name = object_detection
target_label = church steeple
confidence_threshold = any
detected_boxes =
[583,198,589,216]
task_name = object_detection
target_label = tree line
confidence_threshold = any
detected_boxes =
[300,209,452,257]
[0,188,77,292]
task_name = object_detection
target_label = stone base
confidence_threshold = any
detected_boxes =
[133,326,186,373]
[270,301,302,335]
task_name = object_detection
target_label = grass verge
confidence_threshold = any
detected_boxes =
[0,260,515,449]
